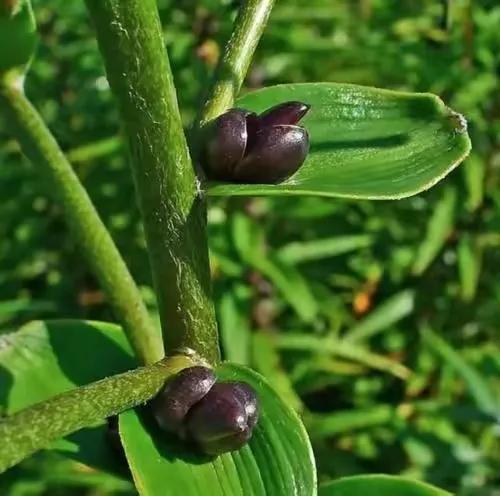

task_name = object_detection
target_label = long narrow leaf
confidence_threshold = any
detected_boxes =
[319,475,451,496]
[412,187,456,275]
[275,334,411,379]
[344,290,415,342]
[422,325,497,415]
[277,235,373,264]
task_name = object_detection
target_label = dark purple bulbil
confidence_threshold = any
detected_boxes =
[257,101,309,128]
[152,366,259,456]
[186,382,259,455]
[203,101,310,184]
[152,366,216,436]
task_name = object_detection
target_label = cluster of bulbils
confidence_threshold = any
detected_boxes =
[150,101,311,456]
[202,100,311,184]
[152,366,259,456]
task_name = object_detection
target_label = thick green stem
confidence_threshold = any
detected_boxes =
[0,81,161,365]
[84,0,220,364]
[198,0,275,127]
[0,354,197,473]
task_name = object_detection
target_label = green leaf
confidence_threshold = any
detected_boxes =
[259,255,318,322]
[457,235,481,302]
[218,285,251,364]
[252,333,303,412]
[344,290,415,342]
[421,325,498,415]
[0,298,56,325]
[412,187,457,275]
[206,83,471,199]
[275,334,410,380]
[306,405,395,439]
[0,320,134,413]
[0,320,195,473]
[0,356,186,474]
[277,235,373,264]
[318,475,452,496]
[119,362,316,496]
[0,320,134,471]
[0,0,37,74]
[232,213,318,322]
[462,154,485,212]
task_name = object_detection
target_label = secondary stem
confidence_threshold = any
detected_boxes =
[198,0,276,127]
[0,354,196,473]
[84,0,220,364]
[0,79,161,366]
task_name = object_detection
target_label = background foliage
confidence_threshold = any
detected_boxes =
[0,0,498,494]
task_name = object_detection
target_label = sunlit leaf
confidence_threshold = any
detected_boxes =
[275,333,410,380]
[0,320,135,472]
[462,154,484,212]
[319,474,451,496]
[119,362,316,496]
[412,187,456,275]
[217,285,251,364]
[252,332,303,412]
[344,290,415,342]
[207,83,471,199]
[306,405,395,439]
[457,235,482,302]
[232,213,318,322]
[421,325,498,415]
[277,235,373,264]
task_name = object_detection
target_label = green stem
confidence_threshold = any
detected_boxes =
[198,0,275,127]
[0,354,197,473]
[0,81,161,366]
[84,0,220,364]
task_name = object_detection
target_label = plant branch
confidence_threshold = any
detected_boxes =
[84,0,220,364]
[0,354,197,473]
[0,80,162,365]
[198,0,276,127]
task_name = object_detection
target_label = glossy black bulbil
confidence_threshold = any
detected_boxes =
[203,101,310,184]
[152,366,259,456]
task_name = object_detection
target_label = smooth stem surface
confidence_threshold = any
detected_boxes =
[84,0,220,364]
[0,354,196,473]
[0,81,161,365]
[199,0,275,127]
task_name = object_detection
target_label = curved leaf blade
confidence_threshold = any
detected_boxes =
[0,320,135,471]
[421,325,498,415]
[119,362,316,496]
[206,83,471,199]
[0,320,135,413]
[319,475,451,496]
[0,354,186,474]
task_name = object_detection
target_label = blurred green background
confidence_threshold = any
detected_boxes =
[0,0,499,494]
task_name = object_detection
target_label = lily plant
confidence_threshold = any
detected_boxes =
[0,0,470,495]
